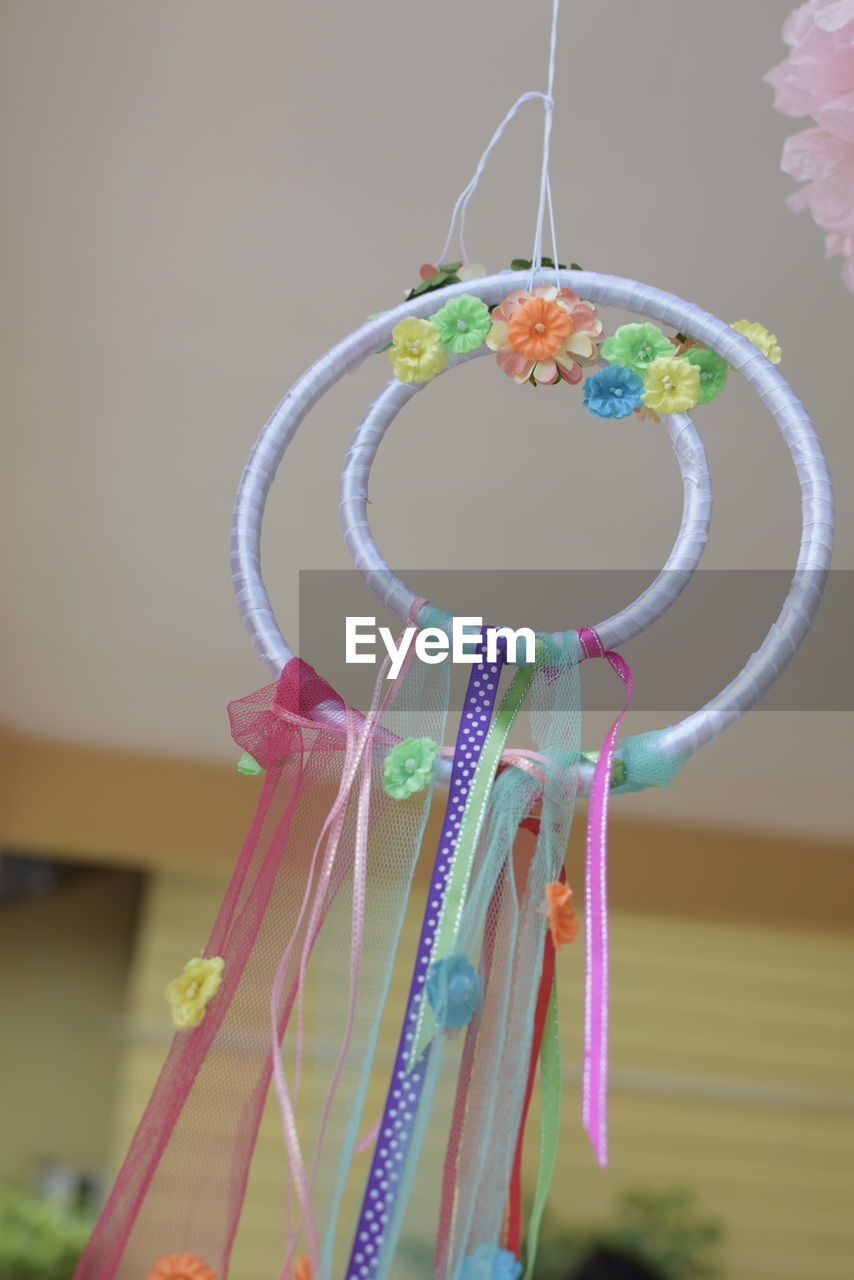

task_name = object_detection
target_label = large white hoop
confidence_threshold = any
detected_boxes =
[231,270,834,763]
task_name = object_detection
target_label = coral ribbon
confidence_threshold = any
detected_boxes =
[577,627,633,1168]
[504,894,556,1259]
[272,604,427,1279]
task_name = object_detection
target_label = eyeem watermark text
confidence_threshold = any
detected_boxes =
[345,616,536,679]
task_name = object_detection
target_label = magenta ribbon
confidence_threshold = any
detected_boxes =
[578,627,634,1168]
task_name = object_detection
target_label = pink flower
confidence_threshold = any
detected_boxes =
[766,0,854,291]
[486,285,603,385]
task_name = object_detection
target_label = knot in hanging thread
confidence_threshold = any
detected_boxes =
[434,0,564,290]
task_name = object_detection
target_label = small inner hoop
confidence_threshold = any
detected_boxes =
[338,346,712,651]
[231,270,834,763]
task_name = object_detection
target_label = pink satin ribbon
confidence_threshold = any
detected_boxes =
[273,600,428,1279]
[578,627,634,1168]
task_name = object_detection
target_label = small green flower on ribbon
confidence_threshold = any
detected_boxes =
[600,322,673,376]
[683,347,729,404]
[383,737,438,799]
[237,751,264,775]
[431,294,492,354]
[581,748,627,788]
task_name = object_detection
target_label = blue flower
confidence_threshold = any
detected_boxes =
[454,1245,522,1280]
[582,364,644,419]
[426,954,482,1028]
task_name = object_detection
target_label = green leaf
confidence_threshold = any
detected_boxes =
[510,255,569,271]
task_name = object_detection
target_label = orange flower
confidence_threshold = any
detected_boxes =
[294,1254,312,1280]
[146,1254,217,1280]
[507,296,573,362]
[543,881,578,949]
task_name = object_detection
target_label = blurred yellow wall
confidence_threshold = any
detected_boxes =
[114,869,854,1280]
[4,730,853,1278]
[0,867,139,1183]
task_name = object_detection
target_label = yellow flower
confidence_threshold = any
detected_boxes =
[165,956,224,1030]
[642,356,700,414]
[730,320,782,364]
[387,317,447,383]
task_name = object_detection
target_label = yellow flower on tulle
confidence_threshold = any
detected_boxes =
[642,356,700,414]
[165,956,224,1030]
[731,319,782,364]
[387,317,447,383]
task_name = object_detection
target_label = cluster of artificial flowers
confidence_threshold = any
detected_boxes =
[385,260,784,422]
[387,268,602,388]
[583,318,782,421]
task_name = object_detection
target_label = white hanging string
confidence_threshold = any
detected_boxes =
[434,0,564,288]
[434,91,552,268]
[529,0,562,288]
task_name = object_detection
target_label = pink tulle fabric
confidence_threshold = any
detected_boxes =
[766,0,854,291]
[72,657,437,1280]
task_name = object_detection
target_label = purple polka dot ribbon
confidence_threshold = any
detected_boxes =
[344,638,506,1280]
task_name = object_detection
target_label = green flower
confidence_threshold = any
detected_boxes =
[383,737,438,799]
[600,322,673,376]
[684,347,728,404]
[431,294,492,354]
[237,751,264,775]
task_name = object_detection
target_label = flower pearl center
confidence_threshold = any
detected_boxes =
[534,321,546,333]
[639,345,652,361]
[613,387,623,396]
[405,757,417,773]
[662,375,674,391]
[456,319,468,332]
[187,981,200,999]
[406,340,422,356]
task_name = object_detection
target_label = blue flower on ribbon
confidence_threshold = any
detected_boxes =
[426,953,482,1028]
[454,1244,522,1280]
[582,364,644,419]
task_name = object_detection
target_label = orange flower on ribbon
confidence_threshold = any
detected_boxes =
[507,295,573,362]
[487,284,602,385]
[146,1253,217,1280]
[542,880,578,949]
[294,1253,312,1280]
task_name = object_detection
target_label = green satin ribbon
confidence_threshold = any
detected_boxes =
[410,663,535,1065]
[524,976,561,1280]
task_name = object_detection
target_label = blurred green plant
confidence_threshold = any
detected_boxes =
[0,1188,91,1280]
[533,1188,723,1280]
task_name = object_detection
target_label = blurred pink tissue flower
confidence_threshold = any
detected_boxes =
[765,0,854,292]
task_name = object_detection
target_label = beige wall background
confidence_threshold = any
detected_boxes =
[0,867,139,1183]
[0,0,852,839]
